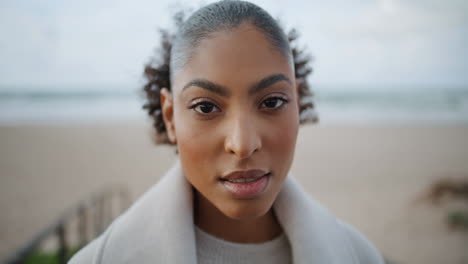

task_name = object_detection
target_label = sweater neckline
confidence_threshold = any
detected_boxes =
[194,225,290,253]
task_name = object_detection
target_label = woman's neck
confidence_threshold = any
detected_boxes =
[194,190,282,243]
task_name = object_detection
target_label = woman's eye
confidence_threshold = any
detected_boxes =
[192,102,220,114]
[261,97,287,109]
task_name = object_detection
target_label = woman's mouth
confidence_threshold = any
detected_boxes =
[219,170,271,199]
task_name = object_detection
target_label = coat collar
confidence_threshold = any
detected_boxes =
[99,160,355,264]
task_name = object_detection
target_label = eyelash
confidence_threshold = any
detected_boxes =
[189,96,289,115]
[260,97,288,109]
[190,101,221,115]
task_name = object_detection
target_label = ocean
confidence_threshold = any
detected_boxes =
[1,85,467,124]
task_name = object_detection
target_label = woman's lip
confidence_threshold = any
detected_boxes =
[220,172,271,199]
[220,169,268,181]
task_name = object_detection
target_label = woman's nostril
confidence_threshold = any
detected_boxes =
[225,140,260,159]
[224,125,262,157]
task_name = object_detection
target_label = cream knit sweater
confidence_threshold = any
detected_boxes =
[195,226,292,264]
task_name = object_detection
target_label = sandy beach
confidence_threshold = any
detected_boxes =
[1,122,467,263]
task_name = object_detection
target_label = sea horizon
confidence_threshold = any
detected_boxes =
[1,84,467,125]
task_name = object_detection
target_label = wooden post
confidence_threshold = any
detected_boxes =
[57,223,68,264]
[93,196,100,237]
[78,206,88,246]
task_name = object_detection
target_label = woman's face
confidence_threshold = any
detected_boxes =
[163,23,299,220]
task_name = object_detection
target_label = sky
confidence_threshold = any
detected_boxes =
[0,0,467,91]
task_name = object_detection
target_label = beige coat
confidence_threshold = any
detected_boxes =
[69,160,384,264]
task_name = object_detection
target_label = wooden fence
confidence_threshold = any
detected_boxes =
[3,186,130,264]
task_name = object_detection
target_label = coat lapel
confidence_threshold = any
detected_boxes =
[101,160,197,263]
[274,176,355,264]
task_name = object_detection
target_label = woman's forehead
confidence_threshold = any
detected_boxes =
[172,23,294,95]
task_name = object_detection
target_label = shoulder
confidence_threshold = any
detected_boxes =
[274,176,385,264]
[68,161,192,263]
[337,220,385,264]
[68,239,99,264]
[68,237,101,264]
[68,220,115,264]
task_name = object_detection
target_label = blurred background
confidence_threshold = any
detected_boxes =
[1,0,467,263]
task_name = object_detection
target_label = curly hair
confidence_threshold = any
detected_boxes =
[142,1,318,145]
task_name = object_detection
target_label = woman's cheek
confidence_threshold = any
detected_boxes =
[267,108,299,173]
[175,113,219,175]
[272,106,299,144]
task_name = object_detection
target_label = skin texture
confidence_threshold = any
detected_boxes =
[160,22,300,243]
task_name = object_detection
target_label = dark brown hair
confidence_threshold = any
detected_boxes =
[142,1,318,144]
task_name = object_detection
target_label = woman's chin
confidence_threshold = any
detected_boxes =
[219,199,274,221]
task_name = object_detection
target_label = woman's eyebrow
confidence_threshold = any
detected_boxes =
[182,79,231,97]
[181,73,291,97]
[248,74,292,95]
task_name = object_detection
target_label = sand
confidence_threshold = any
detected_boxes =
[1,122,467,263]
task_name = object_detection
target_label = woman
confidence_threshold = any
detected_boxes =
[70,1,384,263]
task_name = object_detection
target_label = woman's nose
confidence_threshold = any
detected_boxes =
[224,115,262,159]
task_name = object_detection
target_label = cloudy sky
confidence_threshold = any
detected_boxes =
[0,0,467,91]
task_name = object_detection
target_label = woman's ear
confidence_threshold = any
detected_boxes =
[160,88,177,144]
